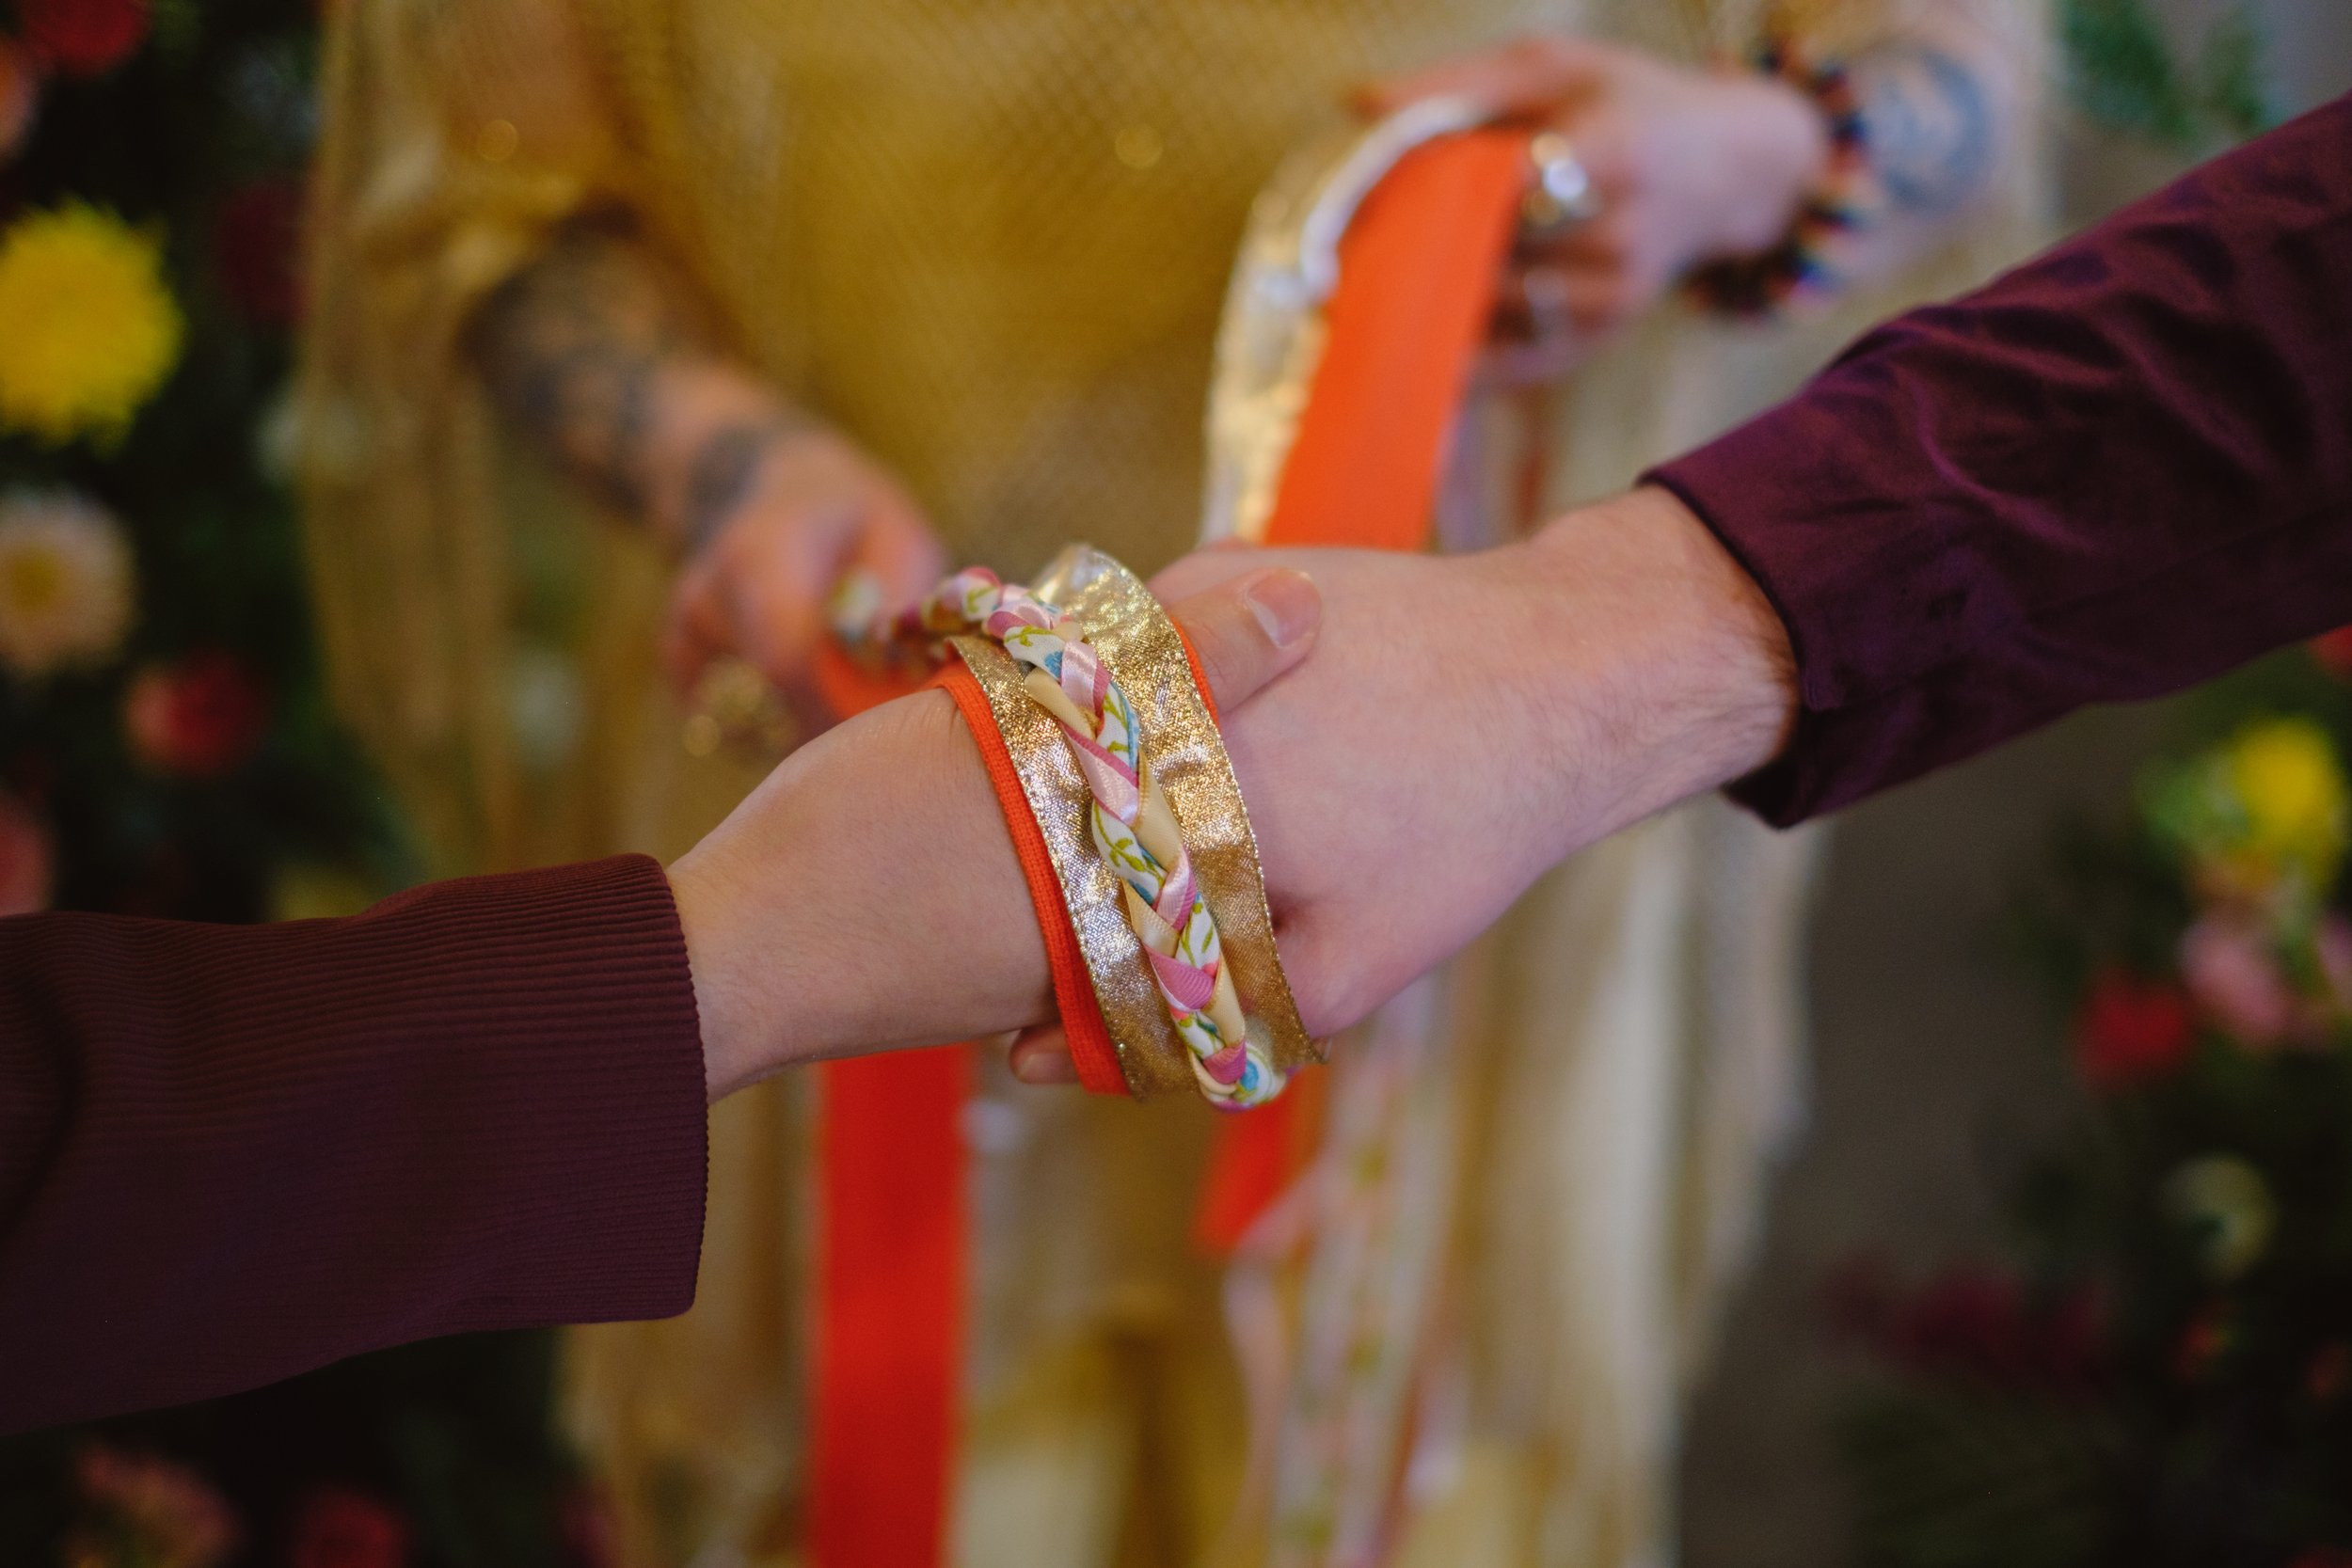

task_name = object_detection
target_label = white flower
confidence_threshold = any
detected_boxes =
[0,490,134,676]
[506,642,585,770]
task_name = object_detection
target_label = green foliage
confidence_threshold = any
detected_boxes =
[1838,650,2352,1566]
[2058,0,2276,150]
[1842,1390,2114,1568]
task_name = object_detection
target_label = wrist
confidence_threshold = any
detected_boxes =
[1512,486,1797,851]
[642,361,816,548]
[1702,72,1833,259]
[672,689,1053,1101]
[669,853,760,1103]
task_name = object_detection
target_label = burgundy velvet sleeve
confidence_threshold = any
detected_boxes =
[0,855,707,1435]
[1649,93,2352,826]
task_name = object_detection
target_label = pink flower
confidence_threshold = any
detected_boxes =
[289,1486,410,1568]
[2314,915,2352,1017]
[70,1444,239,1568]
[2312,626,2352,680]
[124,651,268,777]
[2074,970,2195,1089]
[0,38,40,165]
[560,1485,618,1568]
[2181,915,2299,1047]
[214,178,306,326]
[0,786,50,914]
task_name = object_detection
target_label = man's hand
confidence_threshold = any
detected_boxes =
[673,566,1324,1101]
[1013,488,1795,1084]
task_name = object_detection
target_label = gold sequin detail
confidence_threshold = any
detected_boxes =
[952,546,1314,1100]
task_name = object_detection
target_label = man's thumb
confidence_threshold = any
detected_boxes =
[1168,568,1321,710]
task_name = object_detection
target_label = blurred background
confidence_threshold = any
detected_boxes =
[2,1,2349,1566]
[1684,5,2352,1562]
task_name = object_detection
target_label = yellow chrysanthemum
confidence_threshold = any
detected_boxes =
[0,203,183,445]
[2228,717,2348,887]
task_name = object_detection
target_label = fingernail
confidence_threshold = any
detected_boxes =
[1242,569,1321,649]
[1011,1051,1078,1086]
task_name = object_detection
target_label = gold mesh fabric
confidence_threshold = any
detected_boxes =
[295,3,2047,1564]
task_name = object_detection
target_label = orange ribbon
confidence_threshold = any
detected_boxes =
[809,123,1530,1565]
[1196,128,1529,1255]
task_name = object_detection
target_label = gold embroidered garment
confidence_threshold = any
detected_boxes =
[298,2,2048,1563]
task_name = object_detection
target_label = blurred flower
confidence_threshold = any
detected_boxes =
[0,202,183,444]
[20,0,150,78]
[2312,626,2352,679]
[0,37,40,163]
[506,643,585,771]
[214,176,305,326]
[2147,718,2349,910]
[560,1484,618,1568]
[2317,914,2352,1012]
[2181,913,2299,1046]
[2175,1300,2234,1381]
[2307,1340,2349,1403]
[66,1444,239,1568]
[270,863,377,922]
[0,490,134,676]
[125,652,268,777]
[2231,718,2348,882]
[289,1486,410,1568]
[1892,1270,2023,1380]
[1836,1262,2103,1390]
[2074,969,2194,1090]
[2183,909,2352,1050]
[2164,1153,2275,1280]
[0,787,51,914]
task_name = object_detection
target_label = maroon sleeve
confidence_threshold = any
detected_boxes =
[1648,93,2352,826]
[0,855,707,1434]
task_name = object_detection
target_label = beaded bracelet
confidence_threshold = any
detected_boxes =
[1687,32,1882,318]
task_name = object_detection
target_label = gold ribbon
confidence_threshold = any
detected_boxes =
[950,545,1318,1099]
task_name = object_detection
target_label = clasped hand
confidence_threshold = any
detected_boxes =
[672,487,1795,1100]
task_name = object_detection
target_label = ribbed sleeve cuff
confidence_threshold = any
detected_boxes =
[1645,363,2054,829]
[331,855,711,1330]
[0,855,707,1431]
[1648,94,2352,828]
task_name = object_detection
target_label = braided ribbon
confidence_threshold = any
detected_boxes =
[893,567,1283,1109]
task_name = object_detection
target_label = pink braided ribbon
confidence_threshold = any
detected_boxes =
[861,566,1283,1109]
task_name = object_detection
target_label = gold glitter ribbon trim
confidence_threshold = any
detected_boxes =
[950,545,1317,1099]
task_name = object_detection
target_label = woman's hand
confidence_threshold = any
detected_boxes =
[674,565,1325,1101]
[469,225,949,708]
[659,420,946,705]
[1360,37,1829,378]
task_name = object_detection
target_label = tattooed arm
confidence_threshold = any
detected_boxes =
[472,219,945,692]
[1832,5,2030,280]
[1362,10,2028,373]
